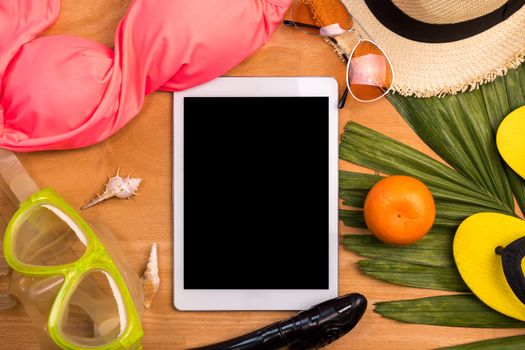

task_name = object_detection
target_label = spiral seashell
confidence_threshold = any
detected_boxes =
[142,243,160,308]
[81,168,142,209]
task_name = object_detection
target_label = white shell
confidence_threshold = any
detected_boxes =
[82,168,142,209]
[142,243,159,308]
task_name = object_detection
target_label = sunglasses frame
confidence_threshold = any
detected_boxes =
[285,0,395,107]
[3,188,143,350]
[345,36,395,104]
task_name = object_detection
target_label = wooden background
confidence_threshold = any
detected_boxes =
[1,1,524,349]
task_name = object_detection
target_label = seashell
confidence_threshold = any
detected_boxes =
[82,168,142,210]
[142,243,160,308]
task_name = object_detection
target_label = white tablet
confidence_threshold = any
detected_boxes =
[173,77,339,310]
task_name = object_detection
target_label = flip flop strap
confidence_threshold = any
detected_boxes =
[496,236,525,304]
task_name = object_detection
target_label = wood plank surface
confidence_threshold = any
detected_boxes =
[1,1,524,349]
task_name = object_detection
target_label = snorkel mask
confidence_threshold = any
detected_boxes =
[0,149,144,349]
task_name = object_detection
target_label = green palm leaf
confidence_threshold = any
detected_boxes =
[339,171,382,207]
[388,63,525,213]
[340,123,515,214]
[375,295,525,328]
[442,334,525,349]
[358,260,468,292]
[339,209,366,229]
[339,62,525,348]
[343,233,454,267]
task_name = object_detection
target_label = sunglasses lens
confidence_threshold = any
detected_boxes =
[12,205,87,266]
[291,0,352,36]
[60,270,124,347]
[348,40,393,101]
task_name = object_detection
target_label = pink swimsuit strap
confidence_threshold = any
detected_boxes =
[0,0,290,151]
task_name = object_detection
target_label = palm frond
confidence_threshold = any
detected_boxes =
[358,260,468,292]
[342,234,454,267]
[375,295,525,328]
[339,62,525,345]
[440,334,525,349]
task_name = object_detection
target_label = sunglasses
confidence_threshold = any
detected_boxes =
[3,189,143,350]
[284,0,394,108]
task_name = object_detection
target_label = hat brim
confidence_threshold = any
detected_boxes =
[340,0,525,97]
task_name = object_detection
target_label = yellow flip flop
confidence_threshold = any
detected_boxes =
[497,106,525,178]
[454,212,525,321]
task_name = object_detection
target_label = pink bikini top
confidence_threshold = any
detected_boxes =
[0,0,290,151]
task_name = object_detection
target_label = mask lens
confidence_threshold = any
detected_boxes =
[291,0,352,36]
[348,40,393,101]
[13,205,87,266]
[60,270,124,347]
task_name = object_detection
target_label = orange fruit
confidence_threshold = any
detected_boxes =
[363,175,435,245]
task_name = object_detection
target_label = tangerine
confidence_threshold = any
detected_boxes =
[363,175,435,245]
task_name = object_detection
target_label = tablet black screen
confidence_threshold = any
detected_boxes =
[183,97,329,289]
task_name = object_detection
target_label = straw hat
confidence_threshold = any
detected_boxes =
[334,0,525,97]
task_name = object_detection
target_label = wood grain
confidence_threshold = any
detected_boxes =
[1,1,524,349]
